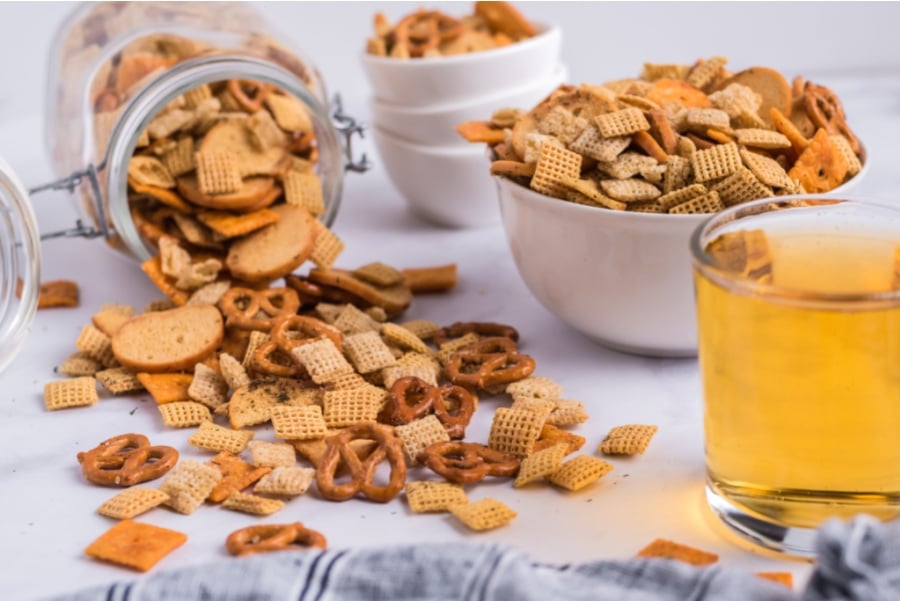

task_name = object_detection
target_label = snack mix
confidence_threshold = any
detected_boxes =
[367,1,538,59]
[461,57,864,214]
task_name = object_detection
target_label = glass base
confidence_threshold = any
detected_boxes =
[706,485,819,558]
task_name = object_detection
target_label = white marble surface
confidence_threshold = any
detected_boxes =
[0,3,899,600]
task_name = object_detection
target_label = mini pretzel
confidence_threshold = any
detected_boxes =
[227,79,276,113]
[418,441,519,484]
[388,376,435,425]
[393,10,463,57]
[271,315,342,353]
[251,340,306,378]
[218,287,301,331]
[444,342,535,392]
[225,522,327,557]
[431,384,476,439]
[316,424,407,503]
[433,322,519,347]
[77,433,178,487]
[803,82,860,154]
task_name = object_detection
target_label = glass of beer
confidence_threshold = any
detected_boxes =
[691,196,900,556]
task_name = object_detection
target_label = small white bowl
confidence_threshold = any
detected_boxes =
[493,157,869,357]
[373,126,499,228]
[361,25,562,107]
[369,64,567,146]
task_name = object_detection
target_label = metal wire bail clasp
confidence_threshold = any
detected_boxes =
[28,163,109,241]
[331,94,371,174]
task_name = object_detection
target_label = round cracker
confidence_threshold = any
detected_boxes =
[306,268,412,317]
[176,174,280,211]
[714,67,792,126]
[226,204,315,282]
[112,305,223,372]
[198,119,290,176]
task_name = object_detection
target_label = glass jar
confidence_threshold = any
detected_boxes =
[0,1,367,369]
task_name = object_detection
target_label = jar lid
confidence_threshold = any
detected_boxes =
[0,157,41,372]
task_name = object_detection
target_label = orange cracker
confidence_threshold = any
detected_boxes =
[207,451,271,504]
[141,256,189,306]
[636,538,719,566]
[195,208,280,239]
[37,280,80,309]
[770,107,809,156]
[136,372,193,404]
[632,130,668,164]
[456,120,505,144]
[756,572,794,588]
[84,520,187,572]
[788,128,849,193]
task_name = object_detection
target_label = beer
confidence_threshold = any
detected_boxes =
[696,207,900,535]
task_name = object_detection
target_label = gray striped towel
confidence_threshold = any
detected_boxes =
[52,516,900,601]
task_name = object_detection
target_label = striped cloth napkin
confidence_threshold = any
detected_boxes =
[52,515,900,601]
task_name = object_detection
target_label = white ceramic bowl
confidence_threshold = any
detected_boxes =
[373,126,499,228]
[361,25,561,107]
[369,64,567,146]
[494,157,869,357]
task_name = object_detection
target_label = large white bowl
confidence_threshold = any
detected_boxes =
[494,157,869,357]
[373,126,499,228]
[369,64,567,146]
[361,25,561,107]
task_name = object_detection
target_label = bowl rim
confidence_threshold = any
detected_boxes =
[360,23,561,68]
[368,63,568,116]
[374,124,490,156]
[491,142,869,224]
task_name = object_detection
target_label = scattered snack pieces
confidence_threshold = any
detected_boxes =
[463,57,864,214]
[84,520,187,572]
[405,481,468,513]
[36,280,80,309]
[367,2,537,59]
[636,538,719,566]
[97,488,170,520]
[44,376,99,410]
[547,454,613,492]
[598,424,658,456]
[225,522,327,556]
[449,498,517,531]
[77,433,178,487]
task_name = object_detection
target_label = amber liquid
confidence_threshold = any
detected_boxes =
[698,228,900,528]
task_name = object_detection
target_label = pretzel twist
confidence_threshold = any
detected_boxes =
[77,433,178,487]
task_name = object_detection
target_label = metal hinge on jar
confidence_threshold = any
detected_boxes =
[331,94,371,174]
[28,164,108,241]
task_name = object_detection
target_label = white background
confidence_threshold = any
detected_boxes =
[1,2,900,600]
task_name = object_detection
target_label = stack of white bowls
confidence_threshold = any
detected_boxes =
[361,25,566,228]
